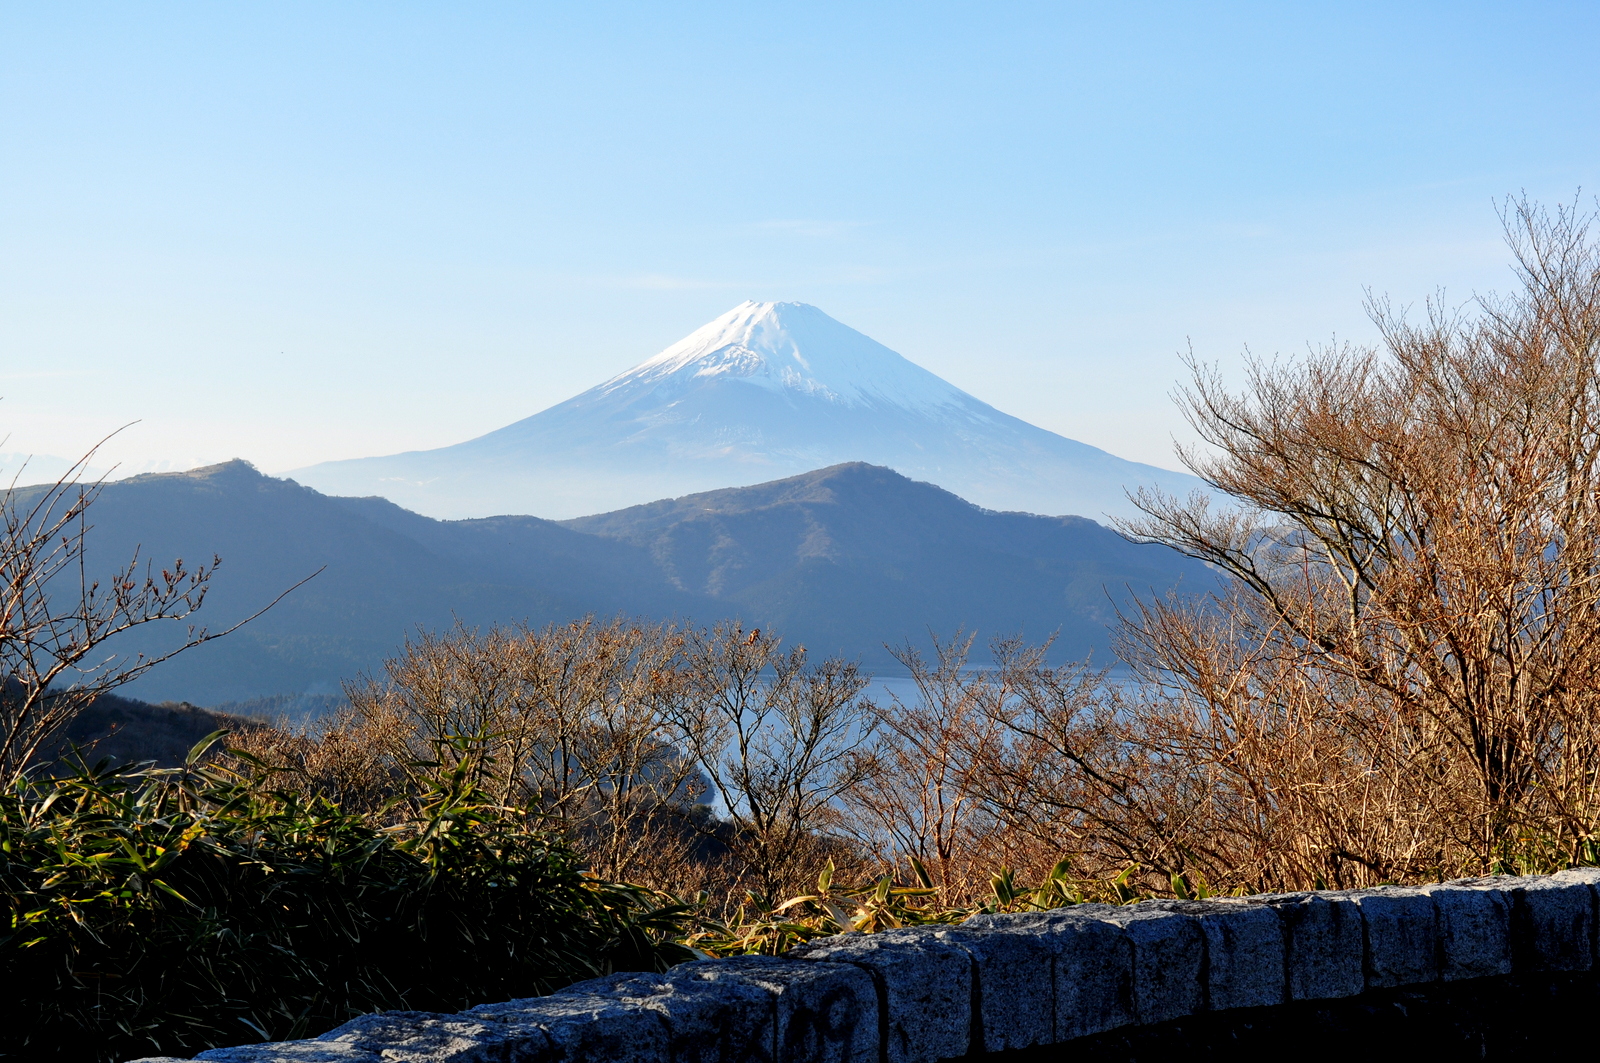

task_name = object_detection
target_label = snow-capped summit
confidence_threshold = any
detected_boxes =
[289,302,1204,521]
[606,300,966,412]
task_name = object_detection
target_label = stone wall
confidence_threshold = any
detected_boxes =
[129,869,1600,1063]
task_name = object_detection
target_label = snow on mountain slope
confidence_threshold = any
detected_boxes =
[289,301,1206,522]
[608,300,965,410]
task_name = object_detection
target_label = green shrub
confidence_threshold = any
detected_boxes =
[0,734,695,1062]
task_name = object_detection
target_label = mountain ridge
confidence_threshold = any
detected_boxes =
[19,460,1213,703]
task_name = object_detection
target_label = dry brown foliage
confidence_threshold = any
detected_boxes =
[842,633,1019,904]
[1098,196,1600,890]
[836,197,1600,902]
[226,198,1600,911]
[234,618,877,910]
[673,622,876,902]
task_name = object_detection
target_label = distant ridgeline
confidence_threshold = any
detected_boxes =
[11,460,1213,704]
[37,695,267,770]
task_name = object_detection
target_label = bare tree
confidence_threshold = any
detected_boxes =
[0,449,256,780]
[522,618,703,882]
[673,622,876,901]
[1116,196,1600,880]
[841,632,1018,901]
[344,618,706,883]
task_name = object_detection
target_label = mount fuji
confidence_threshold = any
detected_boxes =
[289,302,1204,522]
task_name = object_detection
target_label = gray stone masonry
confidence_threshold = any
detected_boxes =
[1419,879,1513,980]
[931,925,1054,1053]
[961,904,1136,1041]
[1244,891,1365,1000]
[663,955,879,1063]
[1088,905,1205,1024]
[791,927,972,1063]
[128,871,1600,1063]
[1340,886,1439,988]
[1141,899,1285,1010]
[1510,873,1596,971]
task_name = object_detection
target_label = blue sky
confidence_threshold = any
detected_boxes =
[3,2,1597,479]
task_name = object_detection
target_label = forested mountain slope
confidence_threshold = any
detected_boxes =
[22,460,1212,703]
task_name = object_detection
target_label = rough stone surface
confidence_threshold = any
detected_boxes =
[793,927,972,1063]
[969,969,1600,1062]
[663,956,877,1063]
[1420,879,1513,980]
[1550,866,1600,889]
[468,986,671,1063]
[1144,899,1285,1010]
[194,1011,541,1063]
[1505,875,1595,972]
[1340,886,1438,988]
[1089,904,1205,1025]
[1549,867,1600,965]
[962,906,1135,1042]
[1247,892,1364,1000]
[589,968,778,1063]
[193,1049,381,1063]
[936,923,1055,1053]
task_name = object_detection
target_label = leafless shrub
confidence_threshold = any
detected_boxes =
[1106,196,1600,886]
[338,618,704,883]
[215,200,1600,908]
[841,632,1016,903]
[672,622,877,903]
[1,445,296,782]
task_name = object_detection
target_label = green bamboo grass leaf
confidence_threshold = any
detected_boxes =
[185,731,231,768]
[1112,865,1139,904]
[2,744,694,1061]
[820,900,852,928]
[771,894,822,913]
[149,878,196,906]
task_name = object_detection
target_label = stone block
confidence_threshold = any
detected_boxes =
[468,985,670,1063]
[575,966,778,1063]
[962,906,1135,1042]
[194,1049,380,1063]
[1341,886,1438,988]
[1247,893,1364,1000]
[792,927,972,1063]
[665,956,877,1063]
[1088,904,1205,1025]
[196,1011,536,1063]
[1549,866,1600,965]
[1420,880,1513,980]
[1144,899,1285,1010]
[934,924,1055,1053]
[1550,866,1600,889]
[1505,875,1595,972]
